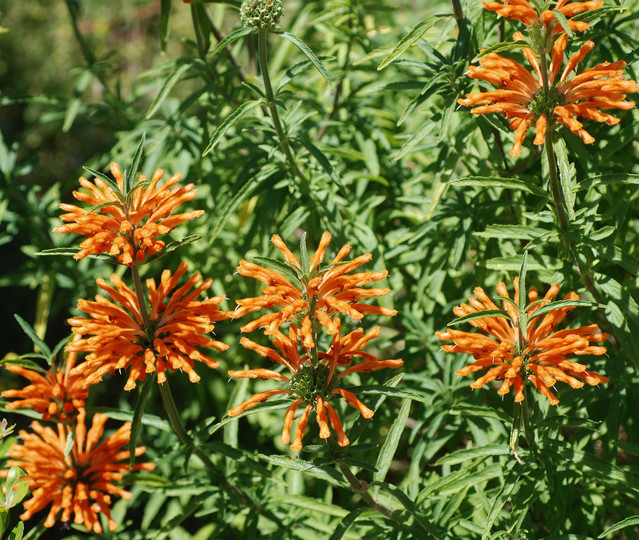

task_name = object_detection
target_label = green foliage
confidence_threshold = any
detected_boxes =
[1,0,638,538]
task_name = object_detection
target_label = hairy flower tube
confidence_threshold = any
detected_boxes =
[68,262,228,390]
[436,278,608,405]
[3,409,155,533]
[227,322,403,450]
[459,34,639,156]
[2,337,89,422]
[483,0,603,33]
[234,232,397,347]
[54,162,203,266]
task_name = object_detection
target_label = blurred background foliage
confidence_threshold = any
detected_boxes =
[1,0,639,537]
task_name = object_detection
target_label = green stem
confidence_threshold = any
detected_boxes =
[336,460,392,519]
[158,379,219,473]
[545,131,570,233]
[257,29,309,186]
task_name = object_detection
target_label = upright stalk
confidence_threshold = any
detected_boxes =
[257,29,309,186]
[336,460,392,519]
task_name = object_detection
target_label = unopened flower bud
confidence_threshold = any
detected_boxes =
[240,0,283,31]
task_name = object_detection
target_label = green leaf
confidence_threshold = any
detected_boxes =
[64,423,76,457]
[160,0,171,52]
[372,481,444,538]
[257,454,347,487]
[472,41,529,61]
[36,247,112,260]
[145,62,192,119]
[210,26,253,57]
[528,299,600,321]
[599,515,639,537]
[208,165,278,246]
[350,385,430,404]
[374,398,411,483]
[82,166,120,194]
[378,15,448,70]
[14,314,51,359]
[577,172,639,190]
[125,132,146,195]
[474,224,555,241]
[0,356,47,371]
[448,176,549,198]
[89,406,171,431]
[552,9,574,37]
[275,31,333,85]
[62,70,92,132]
[209,400,291,436]
[129,373,156,468]
[299,232,309,273]
[4,467,29,509]
[447,309,510,326]
[203,99,262,155]
[7,521,23,540]
[329,508,379,540]
[435,444,510,466]
[448,404,511,424]
[554,137,576,220]
[266,494,348,518]
[298,137,346,193]
[252,256,304,287]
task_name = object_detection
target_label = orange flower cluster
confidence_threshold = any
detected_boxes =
[4,410,154,534]
[459,34,639,156]
[54,163,203,266]
[68,261,228,390]
[483,0,603,33]
[234,232,396,345]
[437,278,608,404]
[460,2,638,156]
[229,233,401,450]
[2,342,88,422]
[229,321,402,450]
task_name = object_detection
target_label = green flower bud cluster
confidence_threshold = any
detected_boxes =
[289,365,335,405]
[240,0,284,31]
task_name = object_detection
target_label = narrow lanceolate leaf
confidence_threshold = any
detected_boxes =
[298,137,346,193]
[599,515,639,537]
[472,41,529,61]
[209,400,291,436]
[528,299,601,320]
[435,444,510,466]
[125,133,146,194]
[378,15,448,70]
[64,424,76,457]
[275,31,333,85]
[253,256,304,288]
[145,62,192,119]
[552,9,574,37]
[203,100,262,155]
[298,232,309,274]
[329,508,379,540]
[160,0,171,52]
[208,165,278,246]
[14,314,51,359]
[554,137,577,220]
[130,374,156,468]
[447,309,510,326]
[374,398,411,483]
[371,481,444,538]
[577,172,639,190]
[83,166,120,194]
[350,385,430,404]
[448,176,549,198]
[210,26,253,57]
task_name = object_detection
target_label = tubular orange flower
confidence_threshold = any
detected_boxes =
[459,35,639,156]
[2,336,89,422]
[436,278,608,404]
[483,0,603,33]
[54,163,203,266]
[233,232,397,346]
[3,409,155,533]
[68,262,228,390]
[227,322,403,451]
